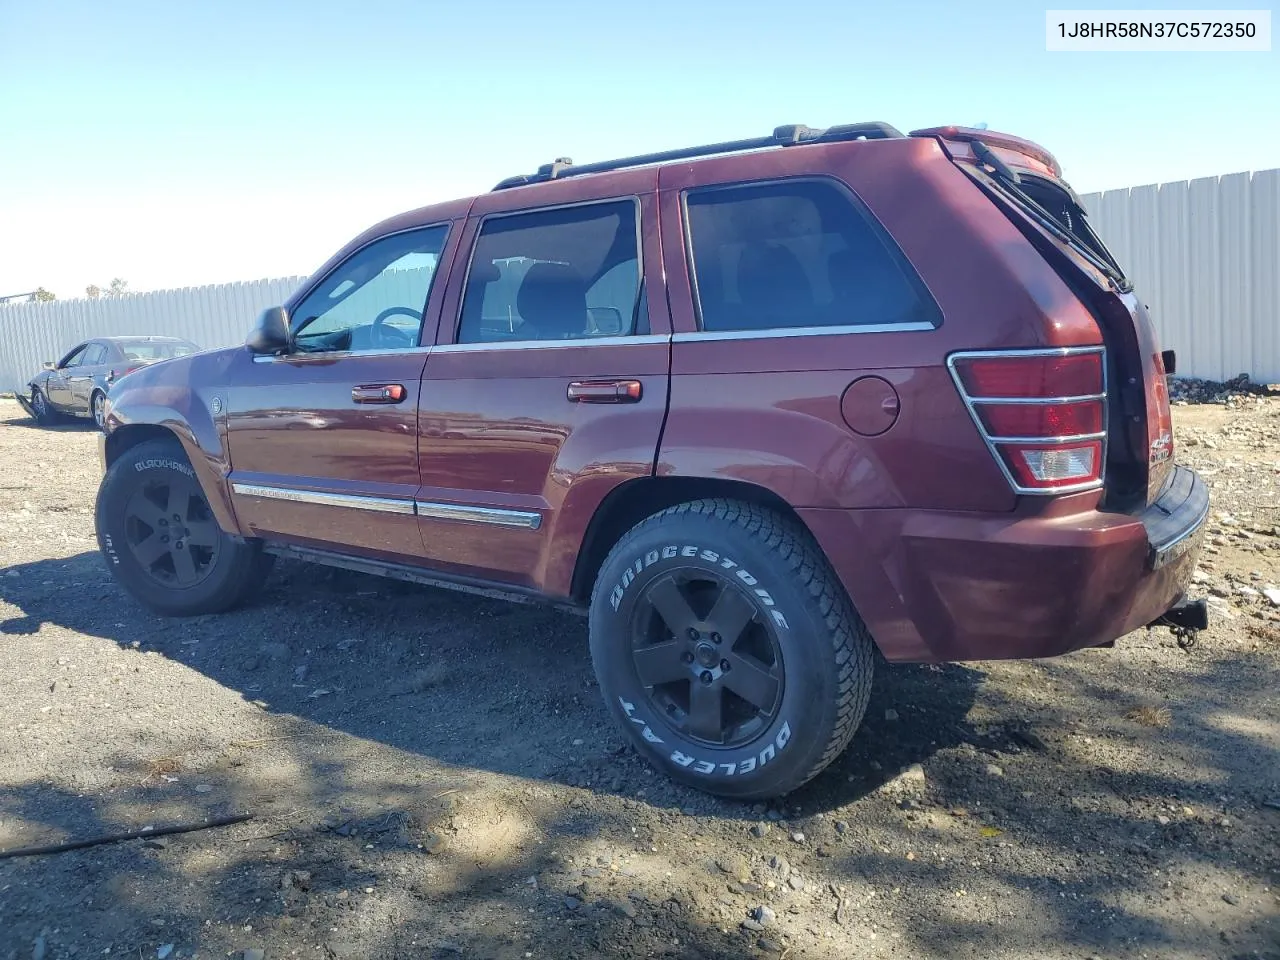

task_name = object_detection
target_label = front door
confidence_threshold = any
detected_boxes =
[416,173,671,593]
[223,222,456,562]
[47,344,86,409]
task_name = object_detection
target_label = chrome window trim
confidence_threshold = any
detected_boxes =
[230,482,542,529]
[671,321,935,343]
[415,500,542,530]
[231,483,416,515]
[946,345,1108,497]
[252,345,434,363]
[453,195,646,347]
[432,333,670,354]
[678,175,944,336]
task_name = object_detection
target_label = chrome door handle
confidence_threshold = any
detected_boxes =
[352,384,407,404]
[567,380,642,403]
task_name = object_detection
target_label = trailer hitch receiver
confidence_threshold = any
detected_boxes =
[1146,597,1209,650]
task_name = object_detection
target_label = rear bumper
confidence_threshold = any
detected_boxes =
[802,465,1208,663]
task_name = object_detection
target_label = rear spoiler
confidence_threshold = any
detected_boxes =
[910,126,1063,180]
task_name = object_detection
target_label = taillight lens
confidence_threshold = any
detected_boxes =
[998,440,1103,490]
[1149,351,1174,465]
[951,348,1106,494]
[975,400,1103,438]
[955,352,1102,398]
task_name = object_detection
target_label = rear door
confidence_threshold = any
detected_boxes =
[415,170,671,593]
[69,342,108,410]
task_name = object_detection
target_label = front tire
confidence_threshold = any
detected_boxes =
[30,387,59,426]
[91,390,107,430]
[95,438,272,616]
[588,499,875,800]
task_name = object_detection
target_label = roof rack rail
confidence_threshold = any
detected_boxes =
[491,121,904,191]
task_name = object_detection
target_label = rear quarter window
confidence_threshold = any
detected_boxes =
[683,178,939,333]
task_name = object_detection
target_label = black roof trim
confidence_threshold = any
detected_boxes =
[492,122,904,191]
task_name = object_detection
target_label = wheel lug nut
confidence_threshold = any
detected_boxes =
[687,628,699,641]
[160,535,169,543]
[681,652,694,663]
[159,519,168,526]
[720,659,730,671]
[700,671,713,685]
[711,633,722,644]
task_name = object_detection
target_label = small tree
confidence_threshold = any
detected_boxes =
[108,278,128,297]
[31,288,56,302]
[86,285,101,299]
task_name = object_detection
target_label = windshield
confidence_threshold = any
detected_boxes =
[119,340,197,360]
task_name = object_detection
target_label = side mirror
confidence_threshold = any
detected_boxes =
[246,306,292,354]
[42,360,55,370]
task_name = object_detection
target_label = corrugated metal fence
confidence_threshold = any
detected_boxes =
[1,277,305,392]
[3,167,1278,390]
[1080,168,1279,383]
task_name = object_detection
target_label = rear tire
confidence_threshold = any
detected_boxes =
[95,437,272,616]
[588,498,875,800]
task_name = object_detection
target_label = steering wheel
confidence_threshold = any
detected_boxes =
[371,307,422,347]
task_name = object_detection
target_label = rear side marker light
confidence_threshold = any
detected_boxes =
[949,347,1107,495]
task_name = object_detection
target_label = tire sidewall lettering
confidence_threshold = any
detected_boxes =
[608,542,790,631]
[133,458,194,478]
[659,721,793,778]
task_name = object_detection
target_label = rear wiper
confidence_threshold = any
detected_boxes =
[971,139,1021,186]
[970,148,1133,293]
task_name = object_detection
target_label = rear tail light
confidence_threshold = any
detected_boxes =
[949,347,1107,494]
[1149,351,1174,465]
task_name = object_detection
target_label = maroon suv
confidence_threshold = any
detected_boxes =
[95,122,1209,799]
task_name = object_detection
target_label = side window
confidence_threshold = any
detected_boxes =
[291,225,449,353]
[684,179,938,333]
[458,200,643,344]
[82,344,107,365]
[60,345,88,368]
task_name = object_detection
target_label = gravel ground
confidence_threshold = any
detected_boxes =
[0,393,1277,960]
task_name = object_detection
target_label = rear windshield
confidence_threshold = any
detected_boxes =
[119,340,196,360]
[971,166,1131,291]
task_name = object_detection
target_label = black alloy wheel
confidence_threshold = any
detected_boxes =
[122,473,221,587]
[630,570,783,747]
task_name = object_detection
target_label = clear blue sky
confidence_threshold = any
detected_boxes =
[1,0,1276,297]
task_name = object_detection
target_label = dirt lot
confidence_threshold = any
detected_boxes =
[0,394,1277,960]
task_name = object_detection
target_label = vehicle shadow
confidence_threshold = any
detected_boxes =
[2,551,1277,958]
[0,777,756,960]
[0,550,980,816]
[0,411,99,431]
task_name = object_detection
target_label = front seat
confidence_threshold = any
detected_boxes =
[516,262,590,340]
